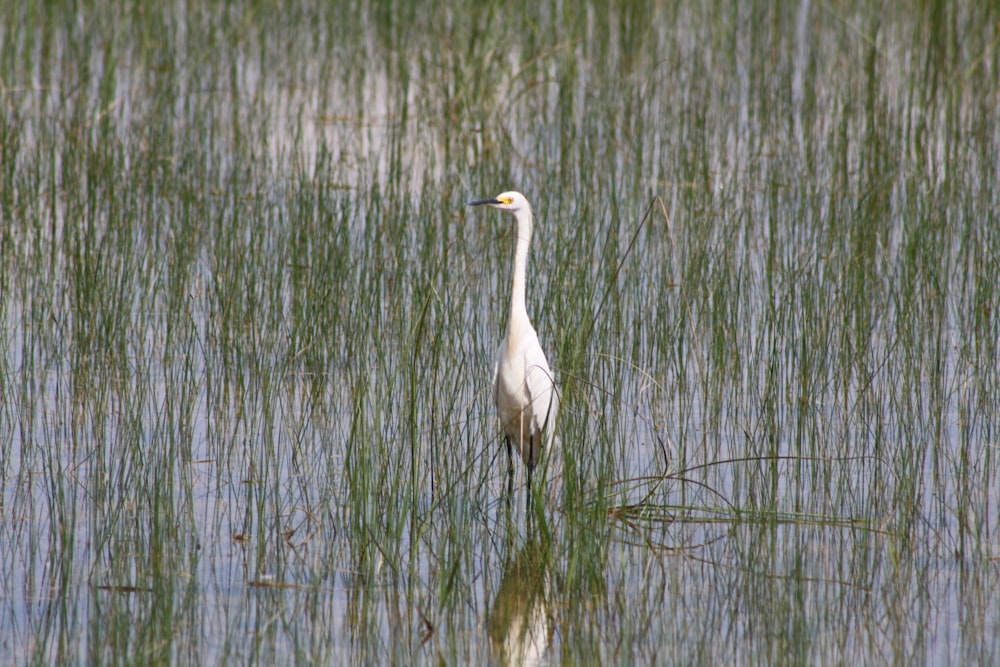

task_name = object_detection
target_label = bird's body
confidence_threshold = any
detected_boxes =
[493,321,551,469]
[468,191,558,503]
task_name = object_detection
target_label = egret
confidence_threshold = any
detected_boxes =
[467,191,558,508]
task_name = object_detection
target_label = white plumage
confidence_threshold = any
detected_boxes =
[468,191,558,502]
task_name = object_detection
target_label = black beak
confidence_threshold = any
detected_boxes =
[467,198,500,207]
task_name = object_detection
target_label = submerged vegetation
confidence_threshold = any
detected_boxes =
[1,0,998,664]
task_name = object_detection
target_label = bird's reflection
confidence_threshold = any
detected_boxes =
[488,523,554,666]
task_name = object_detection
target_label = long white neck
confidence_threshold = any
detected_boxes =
[508,206,534,336]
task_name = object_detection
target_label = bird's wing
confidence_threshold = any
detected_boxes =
[521,336,556,435]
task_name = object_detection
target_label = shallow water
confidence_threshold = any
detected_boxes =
[2,1,999,664]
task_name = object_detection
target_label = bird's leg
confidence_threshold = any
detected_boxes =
[505,436,514,508]
[526,467,533,515]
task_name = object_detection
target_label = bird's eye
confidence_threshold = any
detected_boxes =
[500,197,512,205]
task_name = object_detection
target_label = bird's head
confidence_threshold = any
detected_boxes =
[467,191,532,215]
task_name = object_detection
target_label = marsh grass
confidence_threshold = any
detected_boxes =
[2,0,999,664]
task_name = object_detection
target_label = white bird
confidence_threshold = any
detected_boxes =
[468,191,558,506]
